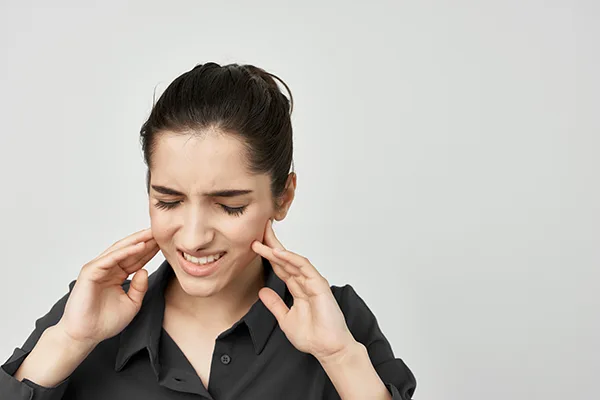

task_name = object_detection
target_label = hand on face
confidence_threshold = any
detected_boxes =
[251,220,357,362]
[57,228,159,348]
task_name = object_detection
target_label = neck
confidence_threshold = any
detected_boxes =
[164,255,265,329]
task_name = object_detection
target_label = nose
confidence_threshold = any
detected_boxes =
[178,207,215,252]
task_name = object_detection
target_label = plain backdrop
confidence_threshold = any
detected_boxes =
[1,1,598,399]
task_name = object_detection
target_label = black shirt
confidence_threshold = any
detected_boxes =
[1,257,416,399]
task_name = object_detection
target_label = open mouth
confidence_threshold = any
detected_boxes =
[178,250,226,277]
[182,251,226,265]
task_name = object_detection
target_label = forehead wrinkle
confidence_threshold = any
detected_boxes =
[151,130,263,198]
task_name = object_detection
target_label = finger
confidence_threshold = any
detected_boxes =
[120,239,159,270]
[283,276,308,299]
[269,256,322,298]
[127,268,148,309]
[252,241,301,277]
[264,219,285,251]
[259,287,289,324]
[93,241,149,271]
[263,222,316,279]
[122,241,160,274]
[270,259,292,281]
[252,240,294,280]
[98,228,153,258]
[272,248,321,280]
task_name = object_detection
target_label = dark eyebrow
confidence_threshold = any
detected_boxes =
[151,185,253,198]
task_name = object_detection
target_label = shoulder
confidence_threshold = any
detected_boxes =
[330,283,372,315]
[9,278,135,367]
[329,284,381,342]
[330,284,366,311]
[330,284,417,398]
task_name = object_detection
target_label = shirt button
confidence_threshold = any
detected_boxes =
[220,354,231,365]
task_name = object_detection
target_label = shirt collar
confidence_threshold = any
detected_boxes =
[114,259,170,375]
[114,256,287,374]
[244,256,287,354]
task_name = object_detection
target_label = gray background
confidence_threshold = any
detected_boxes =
[1,1,598,399]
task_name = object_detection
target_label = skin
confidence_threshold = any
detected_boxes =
[146,128,391,399]
[148,128,295,328]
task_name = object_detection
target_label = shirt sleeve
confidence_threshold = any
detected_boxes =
[0,279,77,400]
[333,284,417,400]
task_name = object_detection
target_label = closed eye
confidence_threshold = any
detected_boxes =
[155,200,180,210]
[220,205,247,216]
[154,200,247,216]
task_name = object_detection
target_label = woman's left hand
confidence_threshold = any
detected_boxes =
[251,220,358,363]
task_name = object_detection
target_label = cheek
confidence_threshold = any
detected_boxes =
[149,206,175,246]
[222,208,270,247]
[148,201,272,248]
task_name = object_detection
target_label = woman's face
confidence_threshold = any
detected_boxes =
[148,129,282,297]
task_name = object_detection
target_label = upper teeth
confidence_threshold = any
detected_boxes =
[183,251,224,265]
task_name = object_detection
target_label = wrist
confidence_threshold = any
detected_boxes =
[13,324,98,388]
[49,323,99,356]
[317,339,365,368]
[317,341,391,400]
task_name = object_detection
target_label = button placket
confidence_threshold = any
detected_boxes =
[209,327,239,398]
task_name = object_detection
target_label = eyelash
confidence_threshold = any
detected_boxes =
[154,200,247,216]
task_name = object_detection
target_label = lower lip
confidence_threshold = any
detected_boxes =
[178,251,226,277]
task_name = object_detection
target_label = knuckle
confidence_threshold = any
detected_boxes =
[81,261,95,272]
[78,266,95,281]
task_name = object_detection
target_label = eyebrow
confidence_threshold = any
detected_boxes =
[151,185,253,198]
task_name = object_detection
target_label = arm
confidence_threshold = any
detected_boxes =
[319,340,392,400]
[0,280,77,400]
[13,323,96,388]
[251,220,416,400]
[332,284,417,400]
[2,227,156,400]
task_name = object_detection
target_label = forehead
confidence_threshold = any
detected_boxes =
[150,130,260,190]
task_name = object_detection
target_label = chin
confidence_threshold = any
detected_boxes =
[168,256,225,297]
[165,247,261,298]
[178,278,222,298]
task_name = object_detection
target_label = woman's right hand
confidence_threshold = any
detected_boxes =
[54,228,159,348]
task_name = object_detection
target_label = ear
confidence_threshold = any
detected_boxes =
[273,173,297,221]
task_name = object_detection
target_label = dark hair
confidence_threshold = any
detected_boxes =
[139,62,294,211]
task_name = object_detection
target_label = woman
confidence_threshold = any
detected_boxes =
[0,62,416,399]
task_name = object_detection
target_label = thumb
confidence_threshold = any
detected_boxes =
[127,268,149,309]
[259,287,289,324]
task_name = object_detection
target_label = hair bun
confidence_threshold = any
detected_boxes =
[241,65,294,114]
